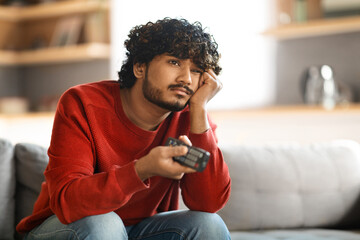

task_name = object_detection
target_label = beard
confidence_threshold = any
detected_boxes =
[142,73,191,112]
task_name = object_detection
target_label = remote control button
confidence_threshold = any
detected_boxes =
[187,154,197,162]
[189,148,199,155]
[184,159,196,167]
[175,156,185,162]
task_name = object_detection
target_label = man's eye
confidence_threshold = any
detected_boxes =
[169,60,180,66]
[191,69,203,74]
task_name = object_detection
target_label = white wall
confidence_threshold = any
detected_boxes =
[110,0,276,110]
[0,113,54,147]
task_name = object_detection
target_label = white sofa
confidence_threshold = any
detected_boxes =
[218,140,360,240]
[1,138,360,239]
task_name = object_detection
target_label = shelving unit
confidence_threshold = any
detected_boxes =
[264,0,360,40]
[0,43,110,65]
[0,45,110,66]
[0,0,110,66]
[0,0,109,22]
[263,15,360,40]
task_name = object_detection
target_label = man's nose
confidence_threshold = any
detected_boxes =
[177,67,192,85]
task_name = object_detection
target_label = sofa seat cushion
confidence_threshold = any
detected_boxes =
[0,138,15,240]
[218,140,360,231]
[230,229,360,240]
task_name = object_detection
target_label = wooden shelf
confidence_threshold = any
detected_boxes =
[2,104,360,147]
[0,0,109,22]
[209,104,360,145]
[263,15,360,40]
[0,43,110,65]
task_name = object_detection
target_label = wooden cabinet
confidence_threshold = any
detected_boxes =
[0,0,110,65]
[264,0,360,40]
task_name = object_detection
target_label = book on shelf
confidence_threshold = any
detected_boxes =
[0,21,21,50]
[84,11,109,43]
[275,0,322,26]
[50,15,84,47]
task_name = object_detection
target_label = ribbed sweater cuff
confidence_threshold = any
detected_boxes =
[114,161,149,196]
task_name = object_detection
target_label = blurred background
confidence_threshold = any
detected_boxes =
[1,0,360,146]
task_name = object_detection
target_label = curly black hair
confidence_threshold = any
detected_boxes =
[118,18,222,89]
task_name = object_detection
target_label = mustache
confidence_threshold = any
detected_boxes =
[168,84,194,95]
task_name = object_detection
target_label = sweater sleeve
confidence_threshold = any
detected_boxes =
[180,119,231,213]
[45,89,148,224]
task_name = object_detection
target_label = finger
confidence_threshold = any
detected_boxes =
[165,145,188,157]
[183,167,197,173]
[206,69,217,79]
[198,72,206,88]
[178,135,192,146]
[174,162,197,173]
[205,69,222,91]
[203,71,218,85]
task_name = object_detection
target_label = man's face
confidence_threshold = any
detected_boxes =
[142,54,203,112]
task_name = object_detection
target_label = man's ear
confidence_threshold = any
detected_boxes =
[133,63,146,79]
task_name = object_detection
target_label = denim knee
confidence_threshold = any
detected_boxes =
[186,211,231,240]
[71,212,127,240]
[25,212,127,240]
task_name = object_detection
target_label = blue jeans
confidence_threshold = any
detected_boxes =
[24,210,231,239]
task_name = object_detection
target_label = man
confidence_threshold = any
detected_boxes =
[17,18,231,239]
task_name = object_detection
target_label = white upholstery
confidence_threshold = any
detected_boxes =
[0,139,15,239]
[218,140,360,239]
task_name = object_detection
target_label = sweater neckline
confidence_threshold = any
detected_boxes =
[112,83,168,138]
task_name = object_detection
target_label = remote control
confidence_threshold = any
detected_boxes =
[165,137,210,172]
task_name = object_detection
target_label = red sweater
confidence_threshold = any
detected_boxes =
[16,80,231,233]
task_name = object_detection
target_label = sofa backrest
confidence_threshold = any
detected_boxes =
[0,138,15,240]
[218,140,360,231]
[14,142,49,232]
[5,138,360,236]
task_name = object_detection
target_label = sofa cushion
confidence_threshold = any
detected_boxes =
[0,138,15,240]
[14,143,48,227]
[218,140,360,231]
